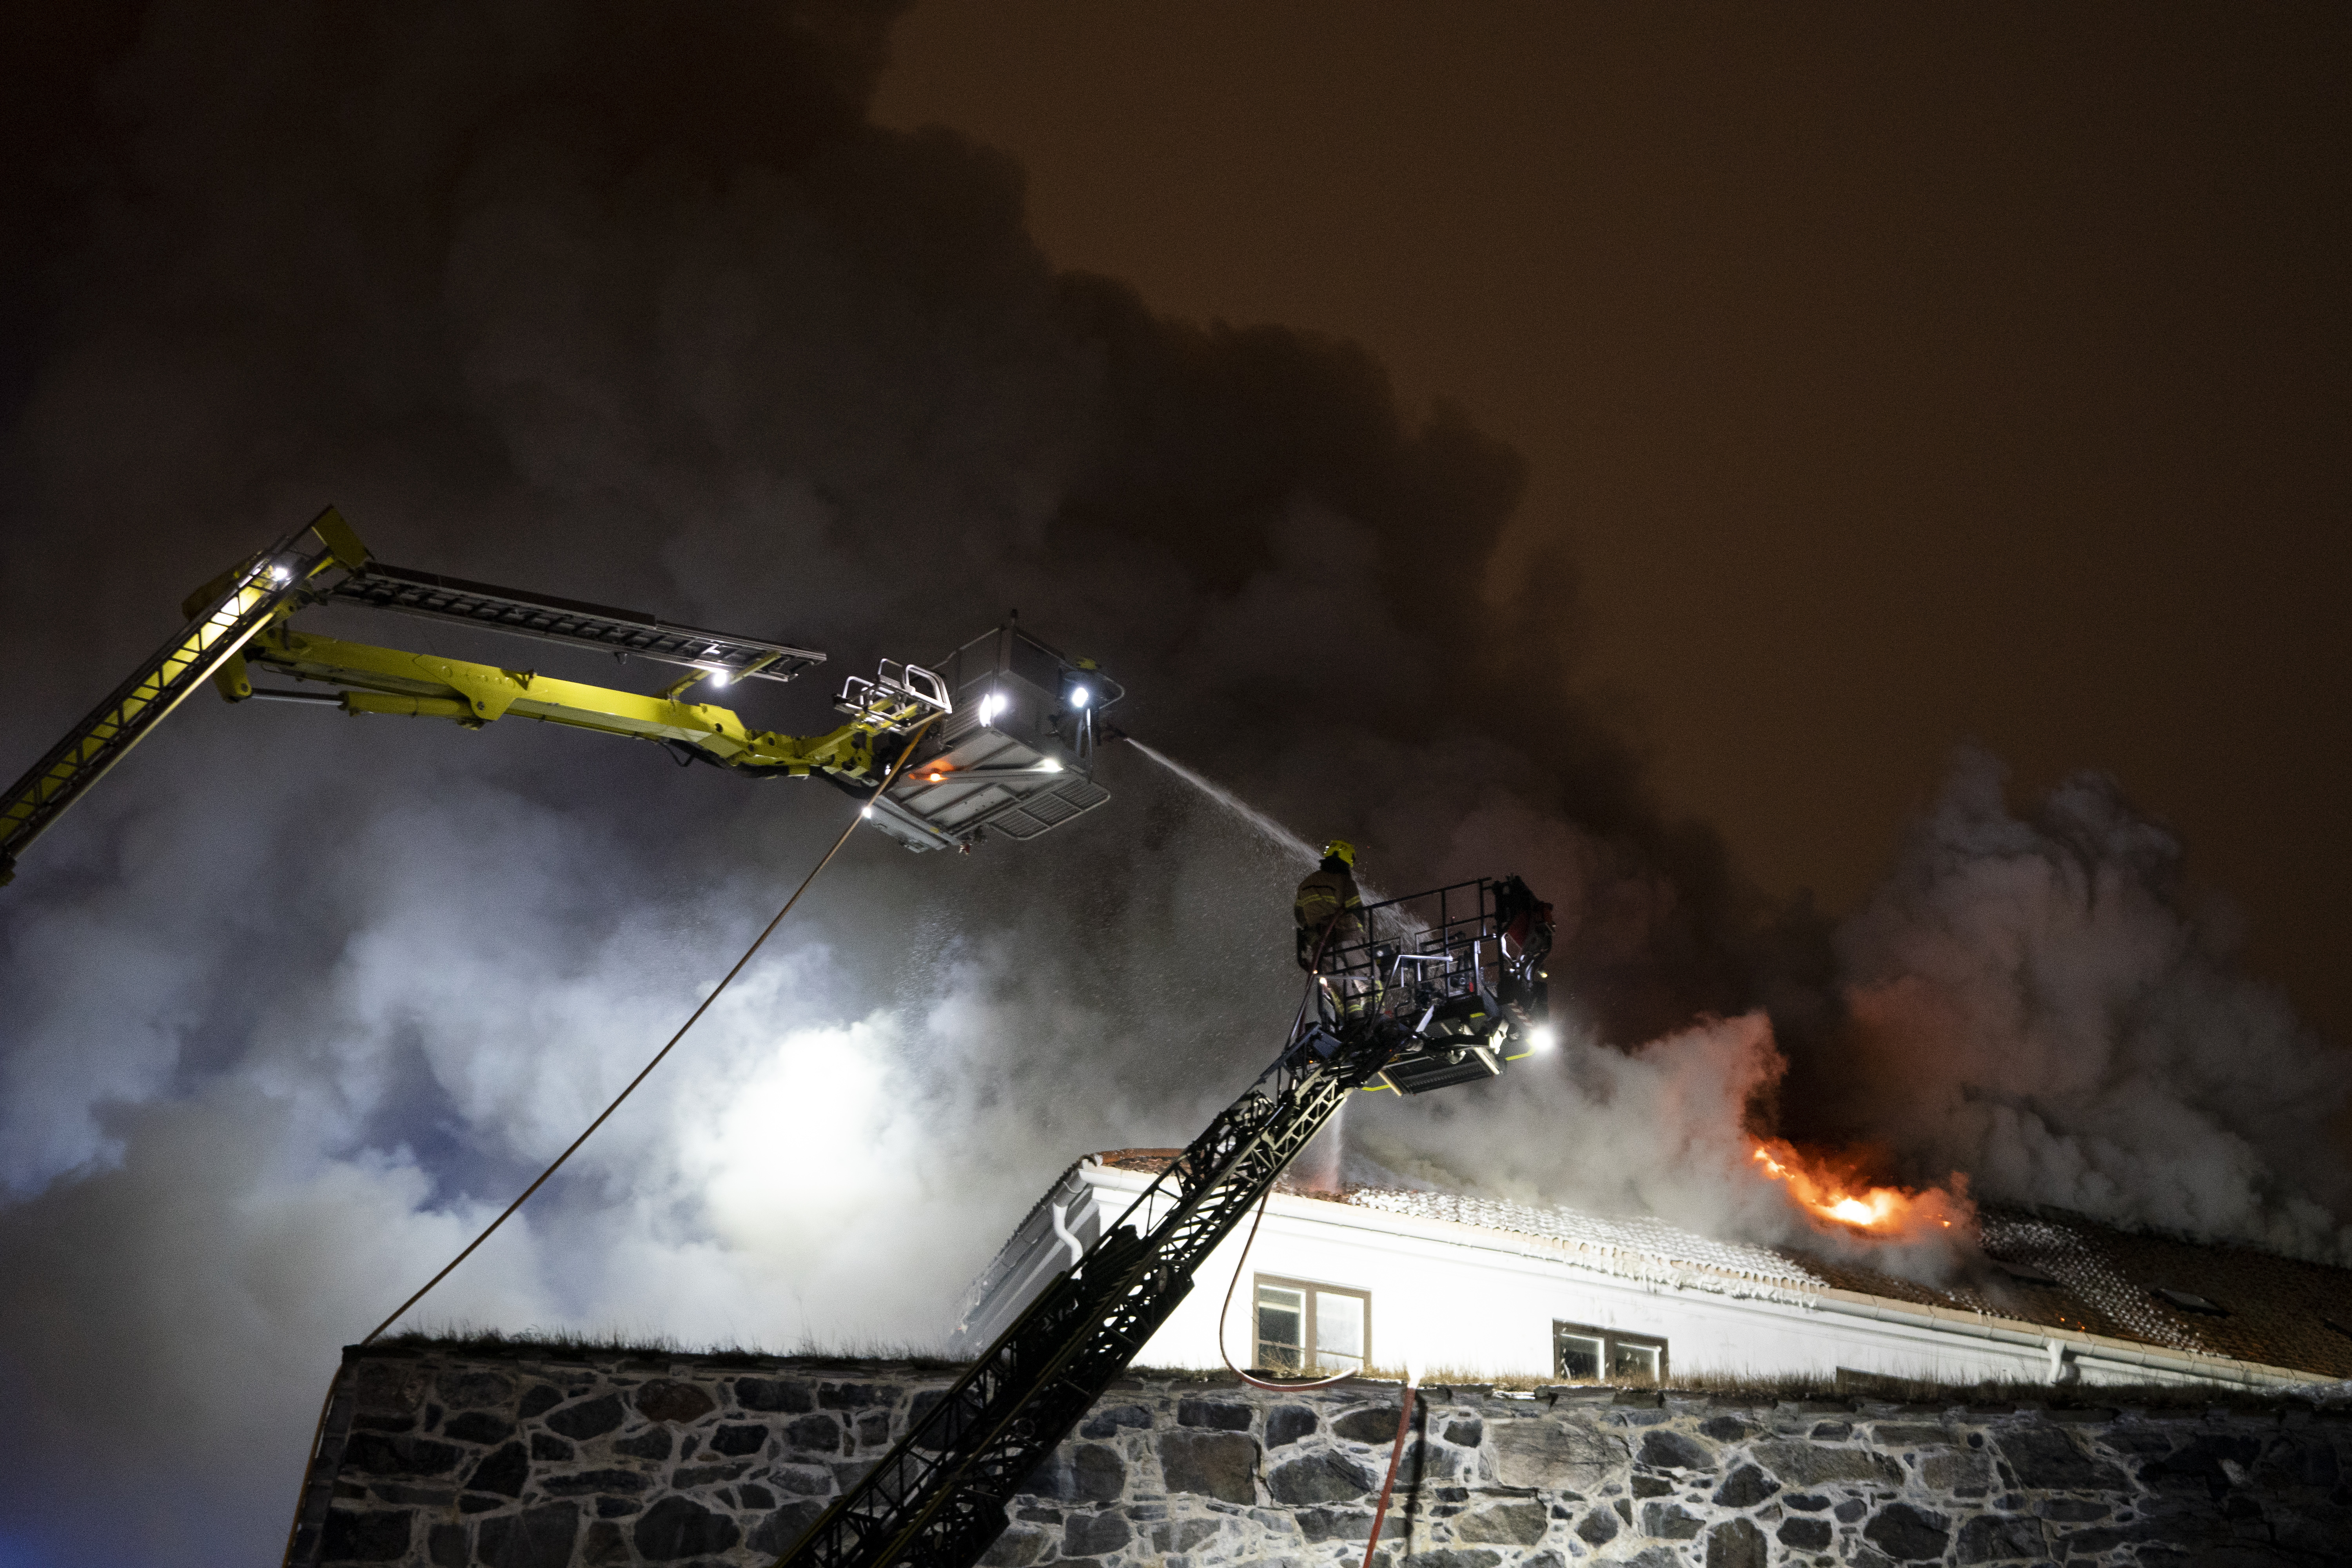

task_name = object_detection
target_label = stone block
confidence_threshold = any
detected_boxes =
[1180,1397,1254,1430]
[1267,1449,1377,1504]
[1024,1440,1127,1503]
[1161,1430,1258,1504]
[1573,1506,1620,1545]
[529,1432,573,1462]
[1065,1508,1132,1555]
[1705,1517,1766,1568]
[612,1426,671,1461]
[632,1494,740,1560]
[819,1381,895,1408]
[710,1422,769,1456]
[351,1362,428,1432]
[1154,1516,1224,1551]
[1334,1405,1410,1444]
[1862,1502,1950,1562]
[344,1432,465,1479]
[1492,1419,1629,1491]
[671,1462,750,1489]
[2258,1434,2342,1489]
[633,1380,716,1424]
[435,1370,515,1410]
[1750,1439,1904,1489]
[735,1376,814,1413]
[747,1500,828,1556]
[1451,1501,1546,1545]
[516,1385,563,1420]
[1955,1512,2046,1563]
[857,1409,893,1447]
[539,1468,652,1498]
[440,1410,513,1445]
[580,1520,629,1566]
[1082,1402,1155,1438]
[462,1441,528,1497]
[1443,1416,1484,1448]
[773,1463,834,1495]
[544,1394,625,1441]
[1777,1516,1832,1550]
[2138,1433,2265,1501]
[787,1411,845,1453]
[1921,1448,1992,1491]
[1638,1501,1702,1539]
[1872,1424,1952,1448]
[1711,1463,1779,1508]
[319,1506,411,1562]
[476,1503,581,1568]
[1402,1551,1500,1568]
[1299,1506,1375,1542]
[426,1521,466,1568]
[1995,1425,2129,1493]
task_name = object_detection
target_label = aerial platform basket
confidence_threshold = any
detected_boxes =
[858,621,1122,853]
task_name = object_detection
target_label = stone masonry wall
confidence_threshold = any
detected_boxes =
[305,1345,2352,1568]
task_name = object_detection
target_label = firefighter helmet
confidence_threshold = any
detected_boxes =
[1321,839,1357,867]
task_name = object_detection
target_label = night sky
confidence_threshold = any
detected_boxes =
[878,2,2352,1044]
[0,5,2346,1563]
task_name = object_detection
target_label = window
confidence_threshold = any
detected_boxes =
[1553,1320,1667,1383]
[1254,1277,1370,1375]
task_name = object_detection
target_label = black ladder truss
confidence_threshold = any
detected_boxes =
[775,1024,1382,1568]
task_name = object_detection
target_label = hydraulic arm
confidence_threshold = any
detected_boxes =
[778,877,1554,1568]
[3,508,1123,879]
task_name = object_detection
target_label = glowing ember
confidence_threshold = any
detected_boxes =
[1749,1138,1967,1239]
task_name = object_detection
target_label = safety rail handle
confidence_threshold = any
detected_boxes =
[0,524,323,880]
[777,1032,1379,1568]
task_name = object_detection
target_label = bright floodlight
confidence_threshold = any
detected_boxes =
[1039,757,1063,772]
[979,693,1004,723]
[1071,686,1090,708]
[1528,1025,1557,1054]
[861,805,875,818]
[708,669,730,688]
[269,565,290,584]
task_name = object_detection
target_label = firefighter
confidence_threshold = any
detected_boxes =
[1294,839,1364,971]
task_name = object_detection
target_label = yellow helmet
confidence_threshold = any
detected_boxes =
[1321,839,1357,867]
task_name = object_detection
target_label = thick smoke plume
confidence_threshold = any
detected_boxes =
[0,5,2344,1563]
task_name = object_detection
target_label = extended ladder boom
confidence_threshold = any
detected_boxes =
[3,506,1127,879]
[0,512,361,883]
[780,876,1555,1568]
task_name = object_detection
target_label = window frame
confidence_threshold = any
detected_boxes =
[1253,1274,1372,1376]
[1552,1318,1669,1383]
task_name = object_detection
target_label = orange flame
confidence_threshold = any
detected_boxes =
[1749,1138,1964,1239]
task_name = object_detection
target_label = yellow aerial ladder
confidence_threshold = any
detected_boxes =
[1,507,1121,882]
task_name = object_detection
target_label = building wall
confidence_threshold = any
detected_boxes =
[301,1343,2352,1567]
[964,1169,2298,1392]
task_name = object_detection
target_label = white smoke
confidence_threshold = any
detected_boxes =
[0,7,2346,1565]
[1817,746,2352,1261]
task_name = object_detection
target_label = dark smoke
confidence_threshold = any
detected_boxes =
[0,5,2343,1563]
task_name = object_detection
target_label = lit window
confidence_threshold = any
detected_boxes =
[1553,1319,1667,1383]
[1255,1277,1370,1376]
